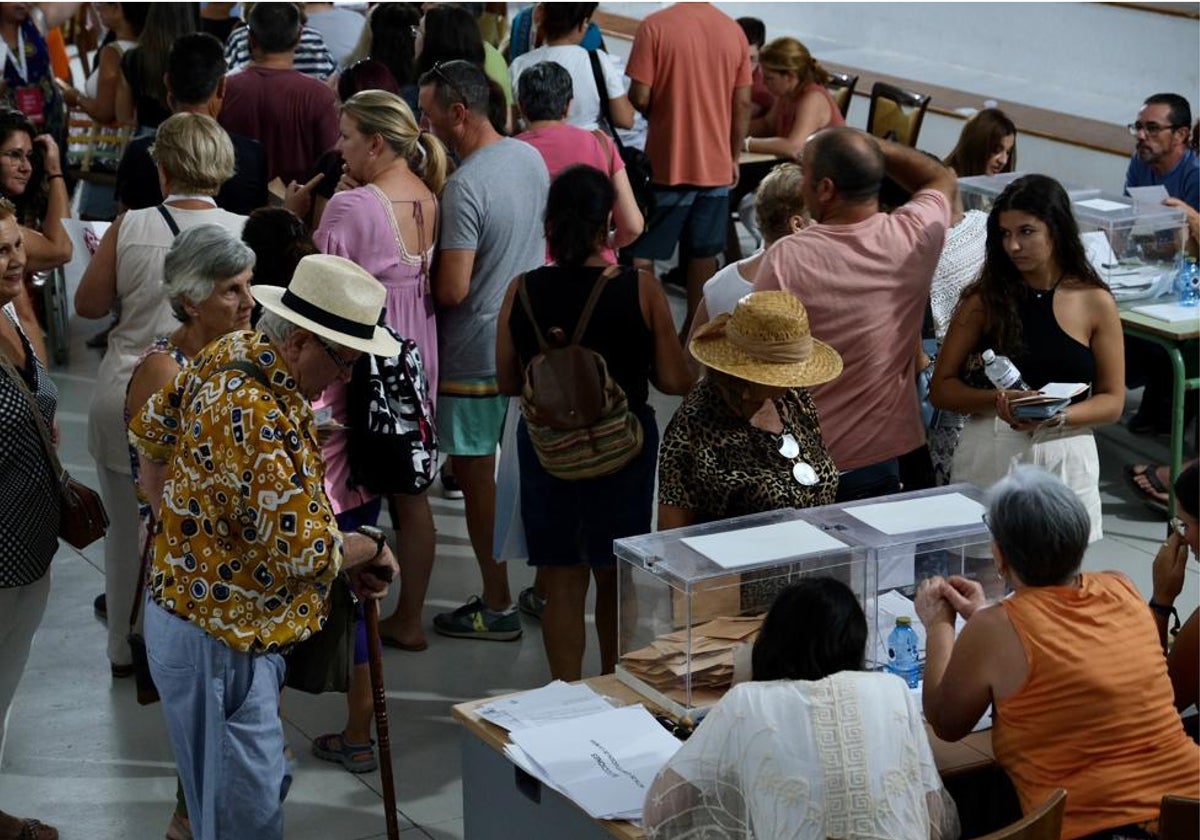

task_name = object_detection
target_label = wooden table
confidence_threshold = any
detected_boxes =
[452,674,997,839]
[1119,306,1200,514]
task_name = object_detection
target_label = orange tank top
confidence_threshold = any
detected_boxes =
[994,572,1199,838]
[775,82,846,139]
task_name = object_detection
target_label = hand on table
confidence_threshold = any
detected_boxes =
[915,576,956,628]
[1152,529,1188,607]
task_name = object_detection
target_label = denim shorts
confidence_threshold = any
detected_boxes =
[517,404,658,567]
[625,186,731,261]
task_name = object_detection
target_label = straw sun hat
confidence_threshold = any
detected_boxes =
[690,291,843,388]
[252,254,401,357]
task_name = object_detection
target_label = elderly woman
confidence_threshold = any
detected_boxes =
[0,198,60,840]
[644,578,959,840]
[917,467,1199,838]
[76,112,245,676]
[658,291,843,530]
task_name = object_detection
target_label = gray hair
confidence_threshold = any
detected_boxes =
[986,465,1090,586]
[518,61,573,122]
[163,225,256,322]
[257,310,302,347]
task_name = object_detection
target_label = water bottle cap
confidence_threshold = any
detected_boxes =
[981,349,996,363]
[895,616,912,626]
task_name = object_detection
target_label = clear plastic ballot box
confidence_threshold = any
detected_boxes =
[614,485,992,718]
[1070,191,1188,300]
[958,172,1100,214]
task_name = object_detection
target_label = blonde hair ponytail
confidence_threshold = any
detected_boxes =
[342,90,449,196]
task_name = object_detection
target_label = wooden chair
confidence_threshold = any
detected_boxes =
[826,71,858,120]
[1159,794,1200,840]
[866,81,931,147]
[974,789,1066,840]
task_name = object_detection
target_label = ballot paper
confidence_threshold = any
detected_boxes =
[1126,184,1169,207]
[507,705,683,820]
[620,616,763,707]
[475,680,615,732]
[1131,302,1200,324]
[681,519,849,569]
[1075,197,1130,213]
[845,492,986,535]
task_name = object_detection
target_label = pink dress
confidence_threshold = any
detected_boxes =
[313,184,438,512]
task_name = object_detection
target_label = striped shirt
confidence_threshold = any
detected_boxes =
[224,25,337,81]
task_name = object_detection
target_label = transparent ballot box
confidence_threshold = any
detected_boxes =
[614,485,993,718]
[614,509,871,719]
[1071,192,1187,301]
[958,172,1100,214]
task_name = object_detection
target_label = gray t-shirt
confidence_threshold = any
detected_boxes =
[438,138,549,382]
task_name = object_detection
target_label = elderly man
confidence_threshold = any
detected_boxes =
[129,254,401,840]
[754,127,956,500]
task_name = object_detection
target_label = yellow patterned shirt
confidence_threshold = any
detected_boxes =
[129,330,344,653]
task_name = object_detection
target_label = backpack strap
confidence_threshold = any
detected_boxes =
[156,205,181,237]
[516,273,553,353]
[569,266,620,346]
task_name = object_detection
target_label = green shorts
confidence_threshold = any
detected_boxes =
[437,379,508,456]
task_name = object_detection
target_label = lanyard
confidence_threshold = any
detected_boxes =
[1,26,28,82]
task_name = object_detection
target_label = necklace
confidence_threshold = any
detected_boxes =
[1029,271,1066,299]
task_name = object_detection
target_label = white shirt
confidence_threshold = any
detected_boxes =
[702,254,757,318]
[509,45,625,131]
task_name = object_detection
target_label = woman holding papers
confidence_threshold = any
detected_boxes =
[929,174,1123,540]
[917,468,1199,838]
[644,577,960,839]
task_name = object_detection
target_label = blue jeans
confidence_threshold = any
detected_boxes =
[145,599,290,840]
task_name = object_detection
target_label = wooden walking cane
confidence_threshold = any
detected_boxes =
[364,597,401,840]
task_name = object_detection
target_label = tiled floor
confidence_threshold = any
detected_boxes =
[1,277,1195,839]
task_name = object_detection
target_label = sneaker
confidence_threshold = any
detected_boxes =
[93,592,107,621]
[433,596,522,641]
[518,586,546,621]
[440,466,464,500]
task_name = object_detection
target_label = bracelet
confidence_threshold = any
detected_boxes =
[47,173,64,181]
[1149,599,1182,635]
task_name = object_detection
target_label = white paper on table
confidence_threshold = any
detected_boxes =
[1081,230,1117,272]
[508,705,683,820]
[681,519,849,569]
[475,680,615,732]
[1126,185,1169,207]
[845,492,985,536]
[1075,197,1130,213]
[1131,302,1200,324]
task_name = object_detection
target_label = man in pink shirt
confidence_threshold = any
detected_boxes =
[625,2,752,336]
[755,127,956,500]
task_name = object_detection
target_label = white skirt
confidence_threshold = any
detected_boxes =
[951,415,1102,542]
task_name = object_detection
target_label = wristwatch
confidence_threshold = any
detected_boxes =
[357,525,387,561]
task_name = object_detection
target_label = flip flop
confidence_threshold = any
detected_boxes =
[1125,463,1170,514]
[380,634,429,652]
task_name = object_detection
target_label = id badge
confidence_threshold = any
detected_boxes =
[14,84,44,124]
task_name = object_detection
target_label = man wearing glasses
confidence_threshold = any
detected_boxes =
[1125,93,1197,210]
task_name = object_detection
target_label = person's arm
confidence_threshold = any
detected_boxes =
[929,293,1013,415]
[126,353,183,519]
[494,277,524,397]
[1151,529,1189,652]
[114,61,136,128]
[639,269,695,396]
[11,282,47,364]
[880,135,957,205]
[75,214,121,318]
[598,55,635,129]
[746,88,831,159]
[747,96,779,139]
[628,80,651,116]
[38,3,80,30]
[610,167,644,249]
[57,41,121,123]
[607,93,635,130]
[657,504,694,531]
[1169,609,1199,711]
[128,362,189,519]
[729,85,751,185]
[433,249,476,309]
[23,135,72,272]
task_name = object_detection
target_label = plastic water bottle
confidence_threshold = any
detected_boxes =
[1175,257,1199,308]
[981,349,1030,391]
[886,617,922,688]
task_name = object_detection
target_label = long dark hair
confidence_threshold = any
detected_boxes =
[415,5,484,76]
[545,165,612,268]
[367,3,420,88]
[134,4,198,113]
[752,578,867,681]
[958,174,1107,356]
[943,108,1017,177]
[0,109,40,225]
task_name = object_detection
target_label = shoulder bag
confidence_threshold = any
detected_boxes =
[588,50,656,221]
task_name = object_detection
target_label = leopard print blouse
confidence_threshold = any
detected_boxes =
[658,377,838,522]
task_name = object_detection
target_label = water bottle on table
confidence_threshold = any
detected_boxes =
[887,616,922,688]
[1175,256,1199,308]
[981,348,1030,391]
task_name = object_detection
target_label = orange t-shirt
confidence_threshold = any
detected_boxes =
[994,573,1200,839]
[625,3,751,188]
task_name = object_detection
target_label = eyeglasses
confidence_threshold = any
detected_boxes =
[1127,122,1181,136]
[0,149,32,164]
[776,433,820,487]
[317,337,357,376]
[431,61,468,107]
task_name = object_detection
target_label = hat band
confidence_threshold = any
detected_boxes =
[727,321,813,363]
[281,289,377,340]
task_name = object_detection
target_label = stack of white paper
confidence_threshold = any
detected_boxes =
[475,680,615,732]
[505,705,683,820]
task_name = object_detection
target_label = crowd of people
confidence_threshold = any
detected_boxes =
[0,2,1196,839]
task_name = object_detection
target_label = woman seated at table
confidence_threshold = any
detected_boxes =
[928,174,1124,541]
[658,291,842,530]
[743,37,844,160]
[644,577,960,840]
[943,108,1017,178]
[917,466,1199,839]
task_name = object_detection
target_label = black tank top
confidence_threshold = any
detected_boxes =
[982,285,1095,393]
[509,265,654,410]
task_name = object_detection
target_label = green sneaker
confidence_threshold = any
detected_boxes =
[517,586,546,621]
[433,596,522,641]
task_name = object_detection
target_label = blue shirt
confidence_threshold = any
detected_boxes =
[1125,147,1199,209]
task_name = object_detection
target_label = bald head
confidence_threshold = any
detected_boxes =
[806,127,885,205]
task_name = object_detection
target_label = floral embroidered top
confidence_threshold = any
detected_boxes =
[128,331,344,653]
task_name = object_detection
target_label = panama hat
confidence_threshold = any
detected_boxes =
[690,291,843,388]
[252,254,401,357]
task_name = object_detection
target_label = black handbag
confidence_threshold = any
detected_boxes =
[283,574,356,694]
[128,522,159,705]
[588,49,656,221]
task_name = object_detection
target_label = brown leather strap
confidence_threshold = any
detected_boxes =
[0,343,64,484]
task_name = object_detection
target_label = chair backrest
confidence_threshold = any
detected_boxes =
[866,81,932,147]
[825,71,858,120]
[974,789,1066,840]
[1159,795,1200,840]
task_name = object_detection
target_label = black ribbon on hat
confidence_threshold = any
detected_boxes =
[281,289,377,339]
